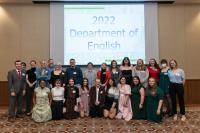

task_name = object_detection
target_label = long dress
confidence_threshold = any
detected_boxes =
[111,69,121,85]
[79,88,90,116]
[159,71,170,96]
[64,86,79,119]
[32,87,52,122]
[121,70,132,86]
[50,71,65,87]
[131,84,146,120]
[116,84,132,121]
[146,87,164,123]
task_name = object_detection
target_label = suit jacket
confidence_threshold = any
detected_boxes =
[89,86,105,108]
[83,69,96,87]
[7,69,26,94]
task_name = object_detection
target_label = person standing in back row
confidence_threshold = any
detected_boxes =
[65,59,83,87]
[83,62,96,89]
[7,60,26,122]
[25,60,37,116]
[120,57,133,86]
[168,59,186,121]
[132,59,149,88]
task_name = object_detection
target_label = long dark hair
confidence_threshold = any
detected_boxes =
[119,76,126,84]
[106,78,117,94]
[110,60,119,71]
[131,76,141,87]
[81,78,89,91]
[68,78,75,87]
[148,58,160,70]
[122,57,131,67]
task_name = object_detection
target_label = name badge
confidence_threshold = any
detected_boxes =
[175,73,180,76]
[22,73,26,76]
[103,72,106,75]
[73,72,77,75]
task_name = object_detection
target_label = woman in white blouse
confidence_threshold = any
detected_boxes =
[51,79,65,120]
[103,78,119,119]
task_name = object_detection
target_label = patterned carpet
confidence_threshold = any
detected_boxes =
[0,109,200,133]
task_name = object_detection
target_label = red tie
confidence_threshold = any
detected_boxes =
[18,70,21,79]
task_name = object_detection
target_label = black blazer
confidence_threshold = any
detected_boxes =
[89,86,105,107]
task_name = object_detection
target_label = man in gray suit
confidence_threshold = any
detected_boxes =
[7,60,26,122]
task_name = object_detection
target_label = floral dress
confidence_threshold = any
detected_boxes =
[32,87,52,122]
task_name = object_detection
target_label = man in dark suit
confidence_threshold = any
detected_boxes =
[7,60,26,122]
[89,78,105,118]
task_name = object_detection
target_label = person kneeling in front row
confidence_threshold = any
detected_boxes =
[89,79,106,118]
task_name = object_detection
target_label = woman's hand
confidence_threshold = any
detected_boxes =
[123,102,128,107]
[156,109,161,115]
[139,104,143,109]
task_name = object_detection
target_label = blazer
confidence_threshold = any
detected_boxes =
[7,69,26,94]
[89,86,105,108]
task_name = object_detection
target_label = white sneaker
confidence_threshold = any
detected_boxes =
[173,114,178,120]
[181,115,186,121]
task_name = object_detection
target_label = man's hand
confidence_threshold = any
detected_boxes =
[11,92,16,96]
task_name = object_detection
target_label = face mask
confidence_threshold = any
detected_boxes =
[162,63,167,67]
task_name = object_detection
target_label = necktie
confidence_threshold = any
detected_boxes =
[18,70,22,79]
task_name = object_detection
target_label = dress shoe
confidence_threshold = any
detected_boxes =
[26,112,32,116]
[16,114,24,118]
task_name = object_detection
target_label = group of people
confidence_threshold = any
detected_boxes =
[7,57,186,123]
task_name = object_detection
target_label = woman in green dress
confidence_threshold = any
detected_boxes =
[32,80,52,122]
[146,77,164,123]
[131,76,146,120]
[159,59,172,116]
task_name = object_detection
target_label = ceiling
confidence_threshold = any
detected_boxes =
[0,0,200,4]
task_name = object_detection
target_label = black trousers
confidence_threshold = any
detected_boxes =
[26,84,35,113]
[51,100,64,120]
[90,105,103,118]
[169,83,185,115]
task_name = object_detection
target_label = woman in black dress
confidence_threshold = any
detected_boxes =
[64,78,79,119]
[120,57,133,85]
[110,60,121,85]
[49,63,65,88]
[103,78,119,119]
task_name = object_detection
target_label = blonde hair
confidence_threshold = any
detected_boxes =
[136,59,146,71]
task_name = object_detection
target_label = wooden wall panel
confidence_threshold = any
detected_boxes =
[0,81,9,106]
[0,80,200,106]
